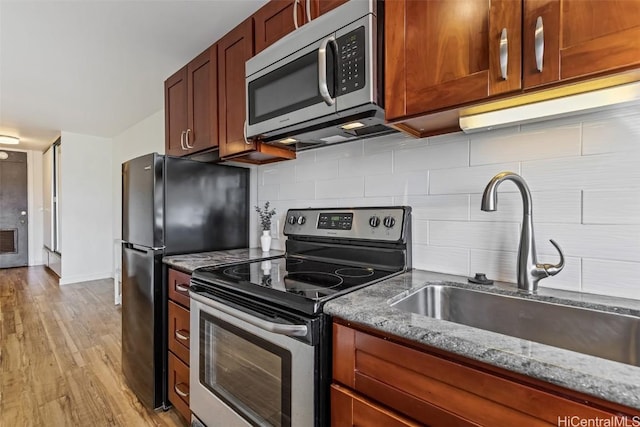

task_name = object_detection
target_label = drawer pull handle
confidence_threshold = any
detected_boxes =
[176,284,189,293]
[175,330,190,341]
[174,383,189,398]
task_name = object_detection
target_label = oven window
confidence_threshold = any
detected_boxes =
[248,48,335,125]
[199,311,292,427]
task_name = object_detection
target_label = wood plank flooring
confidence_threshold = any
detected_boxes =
[0,266,187,427]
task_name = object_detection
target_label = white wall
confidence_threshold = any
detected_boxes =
[256,104,640,300]
[112,109,165,242]
[59,131,113,285]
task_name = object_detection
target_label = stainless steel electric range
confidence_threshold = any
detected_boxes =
[189,207,412,427]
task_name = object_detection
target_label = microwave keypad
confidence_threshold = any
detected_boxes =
[337,27,366,96]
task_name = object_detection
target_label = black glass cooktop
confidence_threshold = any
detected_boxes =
[192,256,401,315]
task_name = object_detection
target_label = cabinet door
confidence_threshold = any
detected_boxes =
[168,352,190,422]
[218,18,256,159]
[254,0,306,54]
[164,67,188,156]
[311,0,350,18]
[385,0,522,120]
[186,46,218,153]
[523,0,640,89]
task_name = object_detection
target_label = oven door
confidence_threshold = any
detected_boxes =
[190,292,315,427]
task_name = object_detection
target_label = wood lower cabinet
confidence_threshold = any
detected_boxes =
[168,352,190,423]
[164,46,217,156]
[167,267,192,423]
[332,322,636,426]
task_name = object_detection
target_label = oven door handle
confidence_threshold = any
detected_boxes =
[191,292,308,337]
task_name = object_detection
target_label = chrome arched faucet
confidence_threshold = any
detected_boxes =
[481,171,565,293]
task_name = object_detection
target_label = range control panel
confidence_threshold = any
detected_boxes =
[284,207,410,243]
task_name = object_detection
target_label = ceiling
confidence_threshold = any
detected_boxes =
[0,0,268,151]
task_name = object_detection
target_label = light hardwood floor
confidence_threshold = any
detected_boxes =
[0,266,186,427]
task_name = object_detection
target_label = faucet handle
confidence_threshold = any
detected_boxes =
[538,239,565,277]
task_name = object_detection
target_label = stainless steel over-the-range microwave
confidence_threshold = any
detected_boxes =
[245,0,396,151]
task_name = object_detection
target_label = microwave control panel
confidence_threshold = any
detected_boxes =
[337,26,366,96]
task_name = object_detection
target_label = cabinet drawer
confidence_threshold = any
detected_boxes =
[168,351,190,422]
[331,384,422,427]
[168,300,190,364]
[168,268,191,308]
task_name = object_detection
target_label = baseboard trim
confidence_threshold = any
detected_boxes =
[59,272,113,286]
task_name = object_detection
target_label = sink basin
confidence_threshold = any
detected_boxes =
[392,285,640,367]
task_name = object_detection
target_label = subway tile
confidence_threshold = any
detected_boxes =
[470,125,581,165]
[260,164,296,186]
[535,256,582,292]
[394,139,469,172]
[429,221,520,252]
[399,195,469,221]
[429,162,519,195]
[412,219,429,244]
[522,153,640,192]
[258,184,279,201]
[363,133,424,155]
[582,112,640,155]
[337,197,394,207]
[584,190,640,225]
[582,258,640,300]
[339,152,392,177]
[469,249,516,284]
[412,244,469,276]
[295,159,338,182]
[535,224,640,262]
[316,177,364,199]
[278,181,315,201]
[427,130,469,145]
[315,140,363,161]
[470,191,582,224]
[365,171,429,197]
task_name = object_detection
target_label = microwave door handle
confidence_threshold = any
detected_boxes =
[191,292,308,337]
[318,35,337,106]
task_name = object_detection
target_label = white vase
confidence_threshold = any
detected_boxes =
[260,230,272,252]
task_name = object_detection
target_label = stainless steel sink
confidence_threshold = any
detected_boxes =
[392,285,640,367]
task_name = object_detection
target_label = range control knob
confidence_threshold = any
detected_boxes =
[287,215,297,225]
[297,216,306,225]
[369,216,380,228]
[383,216,396,228]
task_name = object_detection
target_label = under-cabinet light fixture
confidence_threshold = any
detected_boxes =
[278,138,298,144]
[459,81,640,133]
[341,122,365,130]
[0,135,20,145]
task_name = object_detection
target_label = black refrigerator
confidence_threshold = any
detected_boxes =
[121,153,249,410]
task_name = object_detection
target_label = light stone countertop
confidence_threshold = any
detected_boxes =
[323,269,640,412]
[163,248,285,273]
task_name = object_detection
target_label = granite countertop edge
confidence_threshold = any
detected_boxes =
[163,248,285,273]
[323,269,640,412]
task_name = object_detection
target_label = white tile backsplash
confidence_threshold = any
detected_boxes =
[470,124,581,165]
[257,108,640,300]
[394,138,469,172]
[430,162,520,195]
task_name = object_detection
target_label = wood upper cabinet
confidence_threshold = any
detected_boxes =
[218,17,296,164]
[164,68,188,156]
[164,46,218,156]
[218,18,255,159]
[385,0,522,121]
[523,0,640,89]
[254,0,307,54]
[310,0,350,19]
